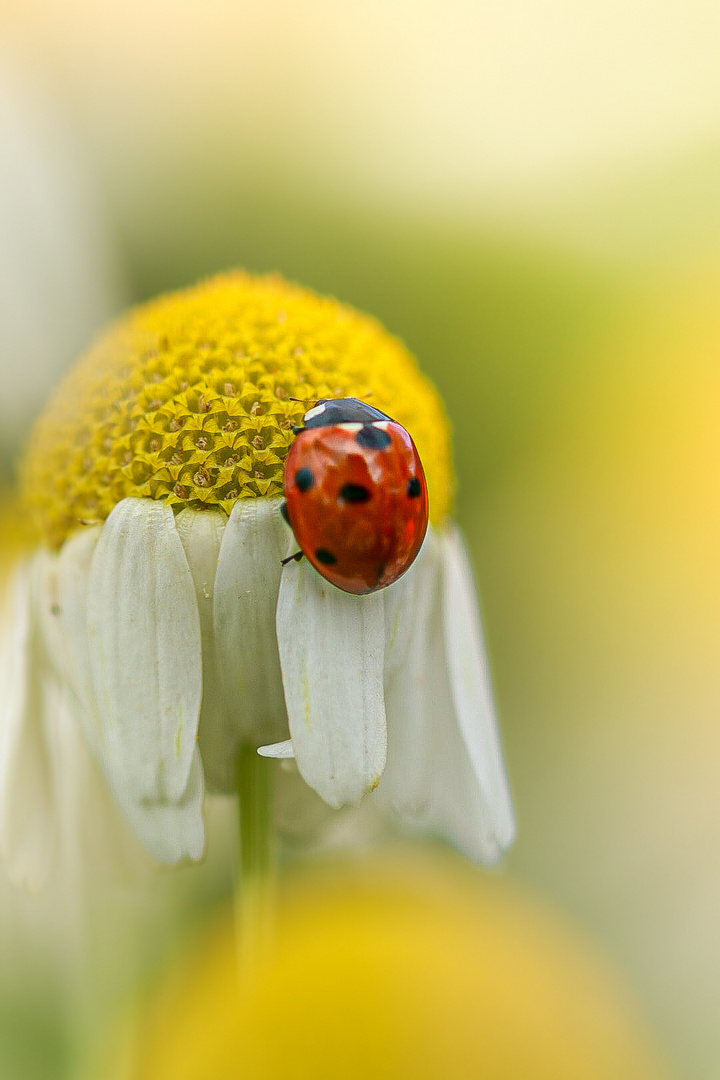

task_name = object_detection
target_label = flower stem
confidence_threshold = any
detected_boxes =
[234,744,275,976]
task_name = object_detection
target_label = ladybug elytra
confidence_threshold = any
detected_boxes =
[281,398,429,595]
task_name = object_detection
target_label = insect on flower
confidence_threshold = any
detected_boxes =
[281,397,429,594]
[0,272,515,888]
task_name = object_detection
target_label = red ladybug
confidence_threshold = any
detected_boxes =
[282,398,429,595]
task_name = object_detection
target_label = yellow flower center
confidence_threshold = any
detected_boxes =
[22,272,453,549]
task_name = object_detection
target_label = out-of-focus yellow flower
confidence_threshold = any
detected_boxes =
[110,854,671,1080]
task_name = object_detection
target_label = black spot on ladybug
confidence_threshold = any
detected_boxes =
[280,501,290,524]
[315,548,337,565]
[406,477,422,498]
[295,467,314,492]
[340,483,371,504]
[356,425,392,450]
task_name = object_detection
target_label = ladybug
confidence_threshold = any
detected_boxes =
[281,398,429,595]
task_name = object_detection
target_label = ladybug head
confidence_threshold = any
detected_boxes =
[302,397,394,429]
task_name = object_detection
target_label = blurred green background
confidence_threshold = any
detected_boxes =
[2,1,720,1077]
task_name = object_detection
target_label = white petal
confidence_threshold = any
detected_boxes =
[276,557,387,808]
[116,747,205,864]
[440,526,515,855]
[56,686,157,879]
[174,509,226,649]
[50,526,103,753]
[86,498,204,858]
[174,508,230,792]
[0,564,56,890]
[211,497,288,787]
[414,625,508,864]
[381,593,506,862]
[376,531,440,817]
[257,739,294,759]
[383,535,431,680]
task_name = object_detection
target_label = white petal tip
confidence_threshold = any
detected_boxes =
[115,749,206,865]
[257,739,295,759]
[127,809,206,865]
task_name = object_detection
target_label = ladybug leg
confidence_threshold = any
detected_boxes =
[281,550,305,566]
[279,503,302,563]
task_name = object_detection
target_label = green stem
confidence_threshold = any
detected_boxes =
[234,744,275,976]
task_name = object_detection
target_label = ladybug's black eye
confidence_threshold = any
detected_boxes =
[295,468,314,492]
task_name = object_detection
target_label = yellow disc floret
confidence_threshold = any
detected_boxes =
[22,272,453,548]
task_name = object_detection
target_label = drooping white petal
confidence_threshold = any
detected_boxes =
[55,684,157,881]
[174,508,230,791]
[49,525,103,753]
[276,557,387,808]
[383,533,432,680]
[0,564,56,890]
[116,747,206,864]
[414,624,508,864]
[211,497,288,788]
[376,531,440,817]
[174,509,226,650]
[257,739,294,759]
[374,525,515,865]
[86,498,204,861]
[440,526,515,856]
[381,588,506,861]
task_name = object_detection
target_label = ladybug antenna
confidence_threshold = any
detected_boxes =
[289,393,374,405]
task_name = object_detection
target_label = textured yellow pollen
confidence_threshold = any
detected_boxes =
[22,272,453,548]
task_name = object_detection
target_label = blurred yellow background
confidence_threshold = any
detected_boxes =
[2,2,720,1077]
[107,854,672,1080]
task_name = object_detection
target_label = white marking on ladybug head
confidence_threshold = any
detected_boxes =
[337,423,363,432]
[373,421,391,431]
[303,402,327,423]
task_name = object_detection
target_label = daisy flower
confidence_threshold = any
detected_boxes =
[0,272,514,885]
